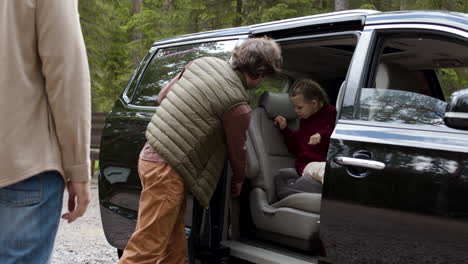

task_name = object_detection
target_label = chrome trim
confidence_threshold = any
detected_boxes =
[366,24,468,38]
[251,10,380,33]
[122,47,158,103]
[365,11,468,32]
[221,240,318,264]
[122,93,131,104]
[127,103,158,111]
[341,28,375,111]
[445,112,468,119]
[277,31,360,43]
[333,122,468,153]
[338,119,468,135]
[151,29,250,46]
[152,35,246,49]
[334,156,386,170]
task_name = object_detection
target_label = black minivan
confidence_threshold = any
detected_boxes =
[98,9,468,263]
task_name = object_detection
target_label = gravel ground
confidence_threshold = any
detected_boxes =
[52,179,119,264]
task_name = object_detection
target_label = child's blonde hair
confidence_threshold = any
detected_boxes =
[289,79,329,105]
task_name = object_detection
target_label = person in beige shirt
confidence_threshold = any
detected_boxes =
[0,1,91,263]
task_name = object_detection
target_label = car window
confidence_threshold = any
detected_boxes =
[355,32,468,127]
[436,68,468,101]
[132,40,238,107]
[280,33,358,110]
[249,76,290,107]
[359,88,447,126]
[123,48,156,102]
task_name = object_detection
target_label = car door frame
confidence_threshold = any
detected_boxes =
[320,22,468,263]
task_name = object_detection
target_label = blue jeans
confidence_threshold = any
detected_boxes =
[0,171,65,264]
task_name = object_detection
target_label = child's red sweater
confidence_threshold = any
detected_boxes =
[281,105,337,175]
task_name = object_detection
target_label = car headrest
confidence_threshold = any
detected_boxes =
[375,62,421,92]
[259,92,296,120]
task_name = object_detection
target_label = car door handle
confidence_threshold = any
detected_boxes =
[334,156,386,170]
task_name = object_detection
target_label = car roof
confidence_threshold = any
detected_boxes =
[152,9,378,46]
[366,10,468,32]
[152,10,467,46]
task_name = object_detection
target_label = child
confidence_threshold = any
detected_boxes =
[274,79,336,200]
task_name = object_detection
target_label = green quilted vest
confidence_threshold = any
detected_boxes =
[146,57,249,207]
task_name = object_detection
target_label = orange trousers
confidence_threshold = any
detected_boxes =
[119,159,187,264]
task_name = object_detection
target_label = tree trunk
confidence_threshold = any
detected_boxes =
[376,0,381,10]
[334,0,348,11]
[163,0,173,12]
[383,0,392,11]
[132,0,142,15]
[441,0,449,10]
[132,0,142,66]
[132,0,142,41]
[234,0,243,27]
[400,0,407,10]
[318,0,324,9]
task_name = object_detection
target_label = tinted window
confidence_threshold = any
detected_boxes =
[436,67,468,101]
[250,76,290,107]
[355,32,468,127]
[359,88,447,126]
[123,48,156,102]
[280,34,358,111]
[132,40,238,107]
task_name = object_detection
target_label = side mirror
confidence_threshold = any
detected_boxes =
[444,88,468,130]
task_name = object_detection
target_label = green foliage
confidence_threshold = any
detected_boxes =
[437,68,468,100]
[260,0,325,23]
[249,76,289,107]
[79,0,133,111]
[359,3,377,10]
[414,0,467,12]
[79,0,467,112]
[243,0,329,24]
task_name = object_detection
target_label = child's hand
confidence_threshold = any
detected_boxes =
[274,116,287,130]
[308,133,321,145]
[231,182,243,197]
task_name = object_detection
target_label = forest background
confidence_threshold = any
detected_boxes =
[78,0,468,112]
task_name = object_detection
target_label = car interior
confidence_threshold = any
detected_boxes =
[220,34,358,260]
[361,33,468,126]
[223,31,468,259]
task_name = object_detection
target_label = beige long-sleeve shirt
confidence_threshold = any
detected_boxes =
[0,0,91,187]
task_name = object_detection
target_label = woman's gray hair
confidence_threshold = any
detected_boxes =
[231,37,282,79]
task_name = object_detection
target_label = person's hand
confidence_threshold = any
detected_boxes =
[274,116,287,130]
[308,133,321,145]
[62,181,91,223]
[231,182,243,197]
